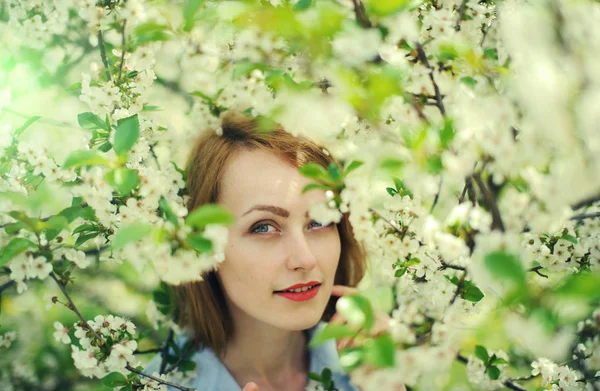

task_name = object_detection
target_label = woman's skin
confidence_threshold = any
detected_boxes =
[216,149,343,391]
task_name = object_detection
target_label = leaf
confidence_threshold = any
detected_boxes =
[379,158,404,172]
[183,0,205,32]
[439,118,455,148]
[179,360,197,372]
[553,273,600,301]
[298,163,330,182]
[302,183,331,194]
[364,334,395,368]
[484,251,526,284]
[14,116,41,137]
[113,114,140,155]
[462,281,485,302]
[394,267,407,277]
[185,204,235,229]
[335,295,375,331]
[343,160,364,176]
[77,112,108,131]
[104,168,139,196]
[102,372,129,387]
[560,234,578,244]
[308,324,357,347]
[294,0,314,10]
[74,232,100,248]
[460,76,477,88]
[159,197,179,226]
[386,187,397,197]
[474,345,489,363]
[487,365,501,380]
[491,357,508,365]
[187,233,213,253]
[327,163,342,182]
[62,150,110,169]
[426,155,443,174]
[365,0,411,16]
[483,47,498,60]
[111,223,153,250]
[72,223,97,235]
[190,90,213,102]
[0,238,37,267]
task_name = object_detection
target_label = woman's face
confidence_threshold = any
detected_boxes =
[216,149,341,332]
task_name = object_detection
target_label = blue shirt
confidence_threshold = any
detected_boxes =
[145,322,358,391]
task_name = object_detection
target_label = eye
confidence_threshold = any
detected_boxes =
[250,220,333,234]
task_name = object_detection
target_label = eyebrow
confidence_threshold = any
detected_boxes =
[241,205,309,218]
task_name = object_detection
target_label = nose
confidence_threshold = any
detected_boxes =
[285,231,318,271]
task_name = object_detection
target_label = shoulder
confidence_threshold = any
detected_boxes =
[307,322,360,391]
[143,334,239,391]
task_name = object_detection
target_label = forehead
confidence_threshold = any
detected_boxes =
[219,149,325,215]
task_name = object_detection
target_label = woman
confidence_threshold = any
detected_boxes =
[149,111,367,391]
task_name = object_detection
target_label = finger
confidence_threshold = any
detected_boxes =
[329,312,345,325]
[331,285,359,297]
[242,382,259,391]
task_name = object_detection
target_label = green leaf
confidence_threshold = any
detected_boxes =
[187,233,213,253]
[293,0,314,10]
[113,114,140,155]
[487,365,501,380]
[183,0,205,32]
[298,163,330,182]
[309,324,357,347]
[321,368,332,382]
[185,204,235,228]
[366,0,411,16]
[460,76,477,88]
[343,160,364,176]
[159,197,179,226]
[14,116,41,137]
[426,155,443,174]
[491,357,508,365]
[62,150,110,169]
[386,187,397,197]
[111,223,153,250]
[553,273,600,301]
[474,345,489,363]
[77,112,109,131]
[462,281,485,302]
[179,360,197,372]
[308,372,322,382]
[364,334,395,368]
[484,251,525,284]
[102,372,129,387]
[439,118,455,148]
[560,234,578,244]
[394,267,407,277]
[72,223,97,235]
[302,183,331,194]
[0,238,37,267]
[74,232,100,248]
[483,48,498,60]
[190,90,214,103]
[405,258,420,267]
[379,158,404,172]
[339,347,365,372]
[336,295,375,331]
[104,168,139,196]
[327,163,342,182]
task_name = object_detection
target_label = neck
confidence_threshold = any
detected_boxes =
[220,319,309,387]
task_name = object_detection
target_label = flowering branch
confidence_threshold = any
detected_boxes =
[415,43,446,116]
[97,30,113,82]
[449,271,467,305]
[455,0,469,31]
[528,266,549,278]
[117,19,128,84]
[456,354,529,391]
[472,172,505,232]
[571,193,600,210]
[570,212,600,221]
[159,328,174,374]
[351,0,372,28]
[125,364,198,391]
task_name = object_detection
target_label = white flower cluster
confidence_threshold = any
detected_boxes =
[466,349,509,390]
[17,141,77,183]
[9,252,52,294]
[70,315,138,379]
[531,358,583,391]
[0,331,17,349]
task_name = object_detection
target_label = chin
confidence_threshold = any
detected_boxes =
[274,308,324,331]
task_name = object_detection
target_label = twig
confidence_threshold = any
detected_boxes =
[455,0,469,31]
[415,43,446,116]
[472,172,505,232]
[125,365,197,391]
[438,260,467,271]
[117,19,128,84]
[528,266,548,278]
[449,271,466,305]
[133,348,163,355]
[0,280,15,294]
[571,193,600,210]
[570,212,600,221]
[369,208,403,236]
[430,176,443,214]
[160,328,174,374]
[49,272,104,342]
[97,30,113,82]
[351,0,372,28]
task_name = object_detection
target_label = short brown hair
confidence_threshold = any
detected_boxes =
[173,111,366,357]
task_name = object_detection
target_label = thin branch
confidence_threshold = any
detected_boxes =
[571,193,600,210]
[49,272,104,342]
[456,353,529,391]
[351,0,372,28]
[415,43,446,116]
[97,30,113,82]
[472,172,505,232]
[125,365,197,391]
[570,212,600,221]
[159,328,174,374]
[430,176,443,214]
[449,271,466,305]
[369,208,403,236]
[528,266,549,278]
[133,348,163,355]
[117,19,128,84]
[0,280,15,294]
[455,0,469,31]
[438,260,467,271]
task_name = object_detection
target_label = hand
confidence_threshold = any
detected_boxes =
[242,382,259,391]
[330,285,391,351]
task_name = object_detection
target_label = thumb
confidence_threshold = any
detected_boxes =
[242,382,259,391]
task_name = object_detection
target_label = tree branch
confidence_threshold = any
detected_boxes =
[571,193,600,210]
[125,364,197,391]
[528,265,548,278]
[117,19,128,84]
[570,212,600,221]
[351,0,372,28]
[415,43,446,116]
[97,30,113,83]
[472,172,505,232]
[455,0,469,31]
[430,176,443,214]
[456,353,529,391]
